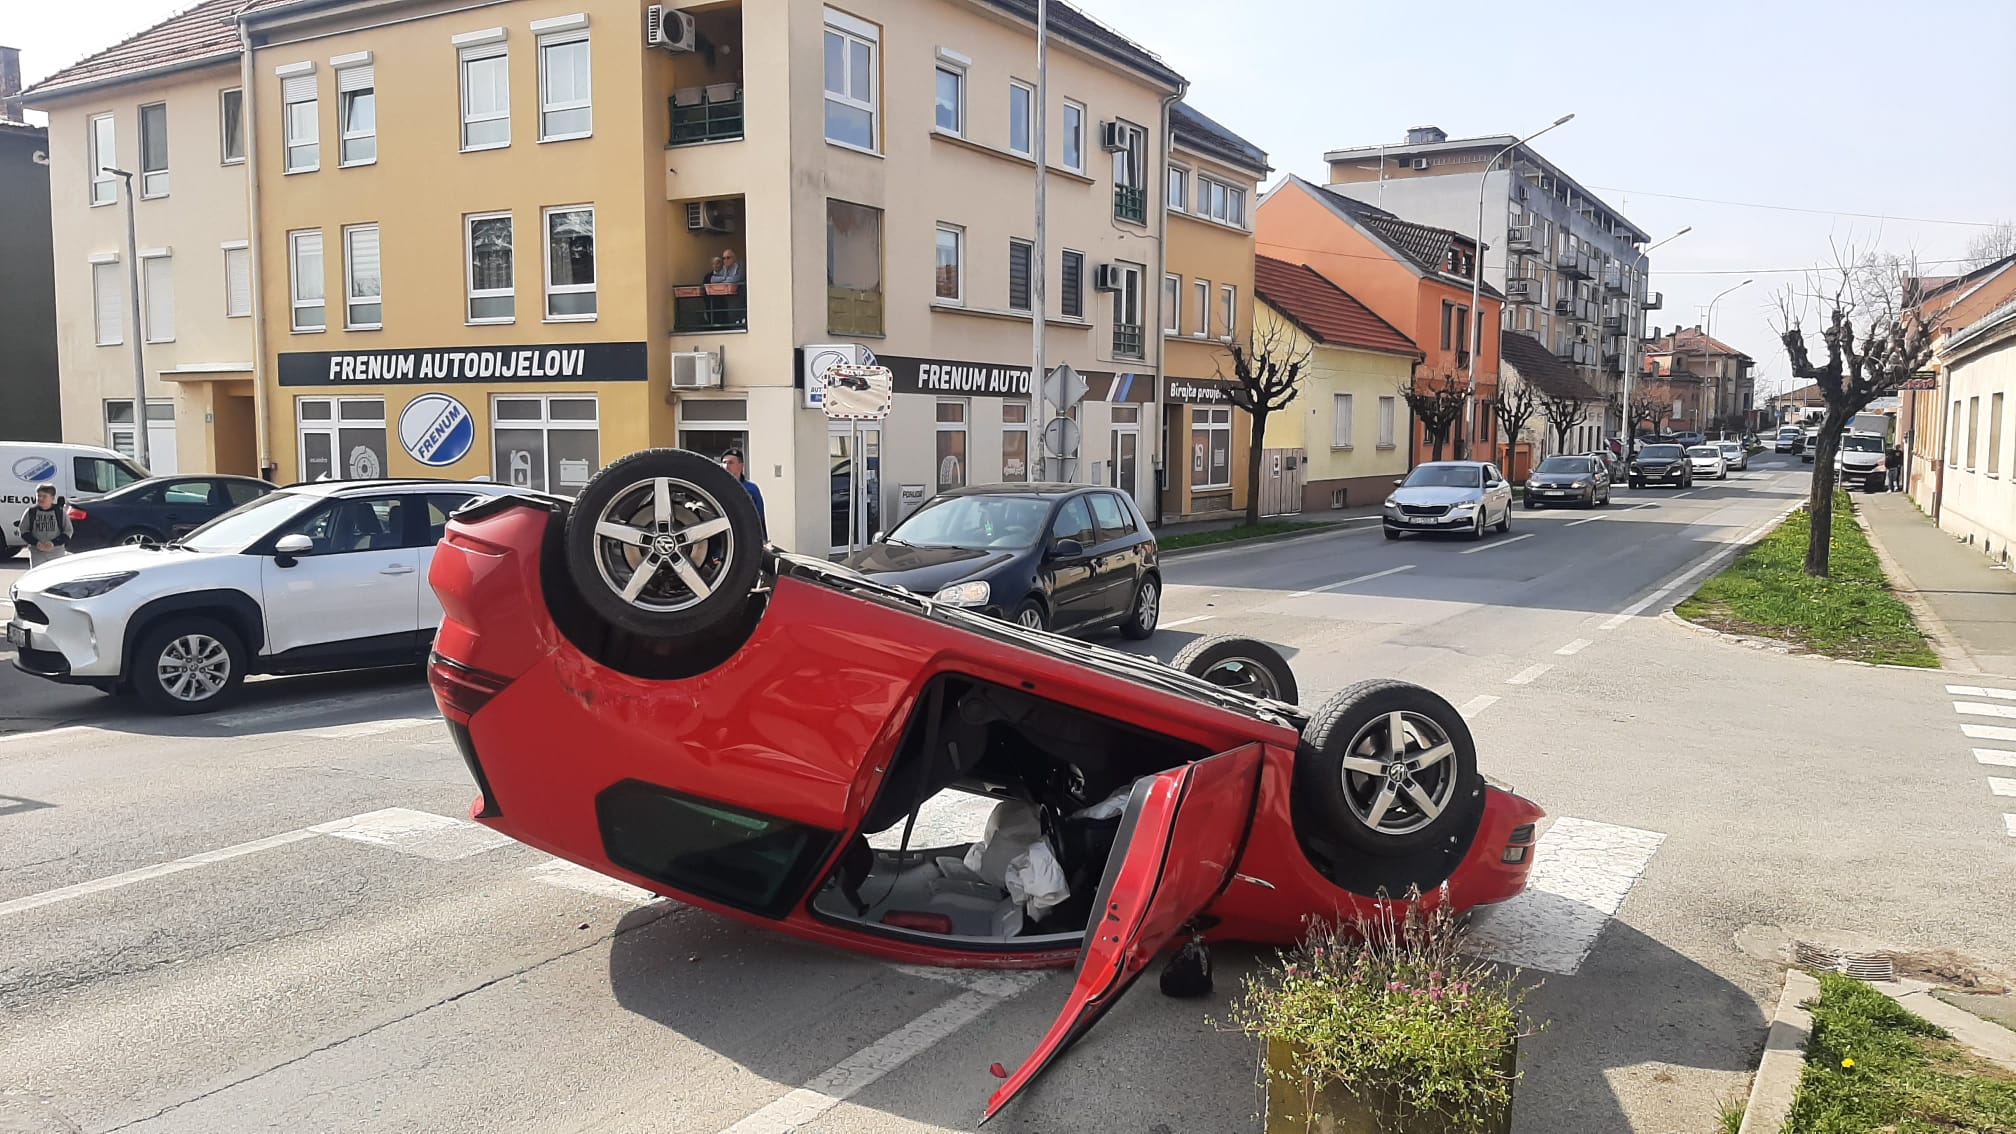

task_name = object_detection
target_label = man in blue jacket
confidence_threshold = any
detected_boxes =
[721,448,765,539]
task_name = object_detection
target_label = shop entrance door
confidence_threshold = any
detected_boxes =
[1110,405,1140,503]
[828,421,881,555]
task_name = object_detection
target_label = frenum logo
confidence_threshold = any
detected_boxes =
[12,456,58,483]
[398,395,475,467]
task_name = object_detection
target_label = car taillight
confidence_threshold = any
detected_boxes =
[68,507,87,521]
[882,911,954,934]
[1503,823,1537,864]
[427,652,511,721]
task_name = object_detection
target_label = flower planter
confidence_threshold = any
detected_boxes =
[1263,1037,1517,1134]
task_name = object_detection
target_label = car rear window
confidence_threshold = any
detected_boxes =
[596,781,836,918]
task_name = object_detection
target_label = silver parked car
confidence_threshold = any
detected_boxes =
[1717,439,1749,470]
[1383,460,1515,541]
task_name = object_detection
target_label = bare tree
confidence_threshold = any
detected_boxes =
[1491,378,1541,466]
[1218,320,1311,527]
[1399,366,1467,463]
[1964,221,2016,270]
[1539,392,1593,454]
[1775,251,1942,576]
[1628,379,1678,441]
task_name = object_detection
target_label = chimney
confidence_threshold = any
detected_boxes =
[0,47,22,125]
[1404,125,1447,145]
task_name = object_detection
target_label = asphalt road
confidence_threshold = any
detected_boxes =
[4,453,2011,1134]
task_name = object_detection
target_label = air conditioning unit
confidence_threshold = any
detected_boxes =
[686,200,735,233]
[646,5,698,52]
[1100,120,1131,152]
[1408,157,1430,171]
[1094,263,1125,291]
[670,350,721,389]
[1507,277,1541,303]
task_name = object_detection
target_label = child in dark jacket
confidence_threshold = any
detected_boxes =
[16,484,74,567]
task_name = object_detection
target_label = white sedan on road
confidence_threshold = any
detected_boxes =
[6,479,540,713]
[1716,439,1749,471]
[1686,445,1729,480]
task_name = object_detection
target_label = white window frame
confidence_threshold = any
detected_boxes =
[295,396,386,482]
[140,250,175,344]
[465,211,515,324]
[335,55,377,167]
[1378,395,1397,448]
[536,25,592,142]
[288,228,325,333]
[1199,175,1247,227]
[1162,273,1179,334]
[934,223,963,304]
[279,63,319,174]
[1192,279,1209,339]
[1061,99,1085,173]
[1332,392,1354,449]
[138,102,170,198]
[90,256,123,345]
[934,399,968,492]
[822,10,879,153]
[542,204,597,321]
[89,114,117,206]
[492,393,601,494]
[932,50,965,137]
[1219,284,1236,341]
[343,223,382,330]
[222,241,252,318]
[220,87,245,164]
[1167,163,1187,212]
[1112,261,1144,358]
[1001,401,1029,482]
[1194,406,1232,490]
[457,34,511,151]
[1007,79,1034,157]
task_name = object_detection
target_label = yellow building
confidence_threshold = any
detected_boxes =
[1252,254,1420,509]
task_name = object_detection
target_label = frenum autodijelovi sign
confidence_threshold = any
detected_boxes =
[278,342,648,386]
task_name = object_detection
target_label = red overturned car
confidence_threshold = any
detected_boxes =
[425,448,1544,1120]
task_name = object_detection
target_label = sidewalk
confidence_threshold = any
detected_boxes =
[1857,491,2016,676]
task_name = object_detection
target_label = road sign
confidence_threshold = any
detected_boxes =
[1042,363,1087,411]
[1041,416,1081,459]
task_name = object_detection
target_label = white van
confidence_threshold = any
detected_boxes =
[2,442,151,558]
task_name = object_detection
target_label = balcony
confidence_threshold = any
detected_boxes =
[670,85,744,145]
[1114,185,1147,225]
[1603,314,1626,333]
[1508,226,1540,254]
[1113,322,1144,359]
[1644,290,1664,310]
[1603,266,1627,296]
[673,282,747,333]
[1506,277,1542,304]
[828,287,884,336]
[1556,249,1590,279]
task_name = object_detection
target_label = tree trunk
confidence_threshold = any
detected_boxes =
[1804,407,1848,577]
[1244,408,1269,527]
[1430,430,1446,462]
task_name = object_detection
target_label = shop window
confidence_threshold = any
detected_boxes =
[1002,402,1028,481]
[296,396,386,481]
[493,394,600,495]
[677,397,749,465]
[1192,406,1231,490]
[935,400,967,491]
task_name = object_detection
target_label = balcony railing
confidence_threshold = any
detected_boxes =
[1113,322,1144,358]
[669,86,745,145]
[672,282,748,332]
[1644,290,1664,310]
[1113,185,1147,225]
[1556,249,1590,279]
[828,287,884,336]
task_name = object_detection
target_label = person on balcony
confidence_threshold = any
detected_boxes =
[716,248,744,286]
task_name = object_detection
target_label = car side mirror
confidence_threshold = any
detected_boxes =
[273,532,313,567]
[1392,478,1405,487]
[1050,537,1085,559]
[870,530,885,543]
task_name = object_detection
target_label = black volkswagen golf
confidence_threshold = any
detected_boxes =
[64,475,277,551]
[837,483,1160,638]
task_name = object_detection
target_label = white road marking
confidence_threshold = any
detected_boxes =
[1457,694,1499,719]
[1597,504,1799,630]
[528,858,661,905]
[1161,615,1213,628]
[1556,638,1594,656]
[1963,723,2016,744]
[1287,564,1415,598]
[1459,533,1535,555]
[1672,491,1697,498]
[1465,817,1665,976]
[1955,701,2016,720]
[716,970,1044,1134]
[1948,685,2016,701]
[0,724,108,748]
[0,828,320,919]
[1633,502,1659,511]
[299,716,442,739]
[1565,516,1603,527]
[1973,749,2016,769]
[209,689,422,729]
[2006,815,2016,839]
[1505,663,1552,686]
[1989,778,2016,798]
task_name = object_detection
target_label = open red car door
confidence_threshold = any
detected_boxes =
[982,742,1266,1122]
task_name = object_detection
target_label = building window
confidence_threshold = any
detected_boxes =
[460,44,510,150]
[1219,285,1236,340]
[104,400,175,468]
[538,30,592,140]
[543,205,596,319]
[1162,274,1179,333]
[1193,406,1231,489]
[494,394,600,495]
[220,88,245,164]
[1167,164,1187,212]
[1949,400,1963,467]
[1111,121,1145,223]
[223,244,251,318]
[1002,402,1029,481]
[344,224,382,329]
[141,253,174,343]
[296,396,387,481]
[282,70,319,172]
[676,397,749,465]
[1008,239,1032,312]
[1378,395,1397,448]
[822,11,878,151]
[935,400,967,491]
[1192,279,1209,339]
[1967,396,1981,469]
[138,103,169,198]
[1199,176,1245,226]
[934,224,962,303]
[338,62,376,165]
[1060,249,1083,319]
[1992,393,2006,476]
[1110,262,1143,359]
[467,212,514,322]
[91,260,123,345]
[289,230,325,331]
[933,64,962,135]
[826,199,882,335]
[89,114,117,205]
[1061,100,1084,172]
[1332,392,1353,449]
[1008,80,1033,156]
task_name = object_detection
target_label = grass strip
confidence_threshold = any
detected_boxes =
[1787,972,2016,1133]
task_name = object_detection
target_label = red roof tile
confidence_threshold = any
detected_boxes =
[22,0,269,101]
[1254,255,1419,356]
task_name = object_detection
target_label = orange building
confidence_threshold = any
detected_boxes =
[1256,175,1504,465]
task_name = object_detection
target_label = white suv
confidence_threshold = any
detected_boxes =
[7,480,537,713]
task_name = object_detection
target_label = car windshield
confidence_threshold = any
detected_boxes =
[173,491,321,553]
[1841,435,1883,452]
[1639,445,1684,460]
[1688,446,1721,458]
[1779,427,1801,436]
[886,494,1054,550]
[1535,457,1591,475]
[1402,465,1482,489]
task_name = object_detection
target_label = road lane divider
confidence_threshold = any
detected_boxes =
[1458,533,1534,555]
[1565,516,1603,527]
[1457,694,1499,719]
[1504,663,1552,686]
[1161,615,1214,628]
[1597,501,1802,631]
[1556,639,1593,655]
[1286,564,1415,599]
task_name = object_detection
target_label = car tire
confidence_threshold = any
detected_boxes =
[1118,576,1159,641]
[1169,635,1299,705]
[0,543,18,562]
[1383,528,1402,541]
[1583,489,1595,508]
[1494,507,1510,534]
[1629,478,1643,489]
[1012,598,1049,632]
[117,528,164,549]
[1523,498,1536,510]
[1293,679,1484,859]
[1469,512,1487,541]
[563,448,764,639]
[130,615,247,715]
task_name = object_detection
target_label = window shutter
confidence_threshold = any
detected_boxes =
[225,248,252,317]
[283,74,317,102]
[94,263,123,344]
[144,256,175,341]
[1008,242,1031,311]
[338,65,374,92]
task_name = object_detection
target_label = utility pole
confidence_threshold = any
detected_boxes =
[105,166,151,470]
[1030,0,1048,479]
[1621,226,1691,457]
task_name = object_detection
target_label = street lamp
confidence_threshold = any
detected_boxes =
[1468,113,1573,460]
[1620,226,1691,456]
[103,166,151,470]
[1702,278,1752,435]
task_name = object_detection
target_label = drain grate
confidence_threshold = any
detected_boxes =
[1795,941,1897,981]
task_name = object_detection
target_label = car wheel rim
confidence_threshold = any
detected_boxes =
[1017,607,1045,630]
[1136,583,1158,629]
[158,634,230,702]
[1337,710,1458,836]
[122,533,158,549]
[1198,658,1281,700]
[590,476,737,613]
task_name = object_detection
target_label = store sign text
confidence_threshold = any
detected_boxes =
[279,341,648,387]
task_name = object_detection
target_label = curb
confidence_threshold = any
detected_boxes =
[1659,609,1964,675]
[1738,967,1818,1134]
[1157,519,1379,561]
[1846,505,1982,674]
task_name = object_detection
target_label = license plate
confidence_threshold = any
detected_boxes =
[5,623,26,648]
[1541,490,1567,497]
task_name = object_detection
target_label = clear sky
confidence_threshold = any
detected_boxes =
[11,0,2014,393]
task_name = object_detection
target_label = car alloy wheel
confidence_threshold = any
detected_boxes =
[1335,708,1460,837]
[1170,635,1299,705]
[119,530,161,549]
[1014,600,1048,631]
[132,615,247,715]
[1293,679,1483,866]
[1470,512,1487,541]
[591,477,738,614]
[1119,578,1159,641]
[157,633,231,702]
